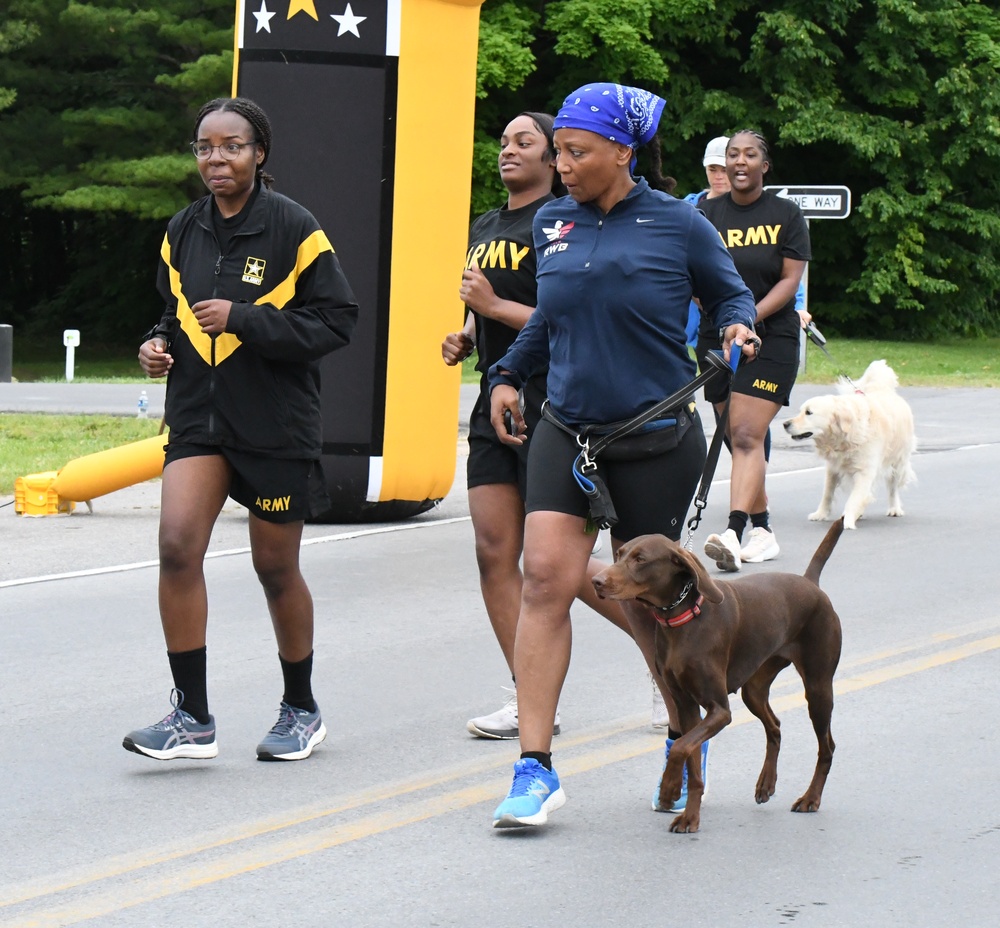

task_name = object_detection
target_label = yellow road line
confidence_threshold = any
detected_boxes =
[3,631,1000,927]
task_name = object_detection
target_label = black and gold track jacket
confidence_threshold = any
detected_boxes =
[148,184,359,459]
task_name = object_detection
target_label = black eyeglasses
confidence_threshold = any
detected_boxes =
[190,140,258,161]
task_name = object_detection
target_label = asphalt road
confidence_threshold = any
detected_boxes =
[1,381,999,927]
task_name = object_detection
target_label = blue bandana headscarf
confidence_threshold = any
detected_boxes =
[554,83,666,168]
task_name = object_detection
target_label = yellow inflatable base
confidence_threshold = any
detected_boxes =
[14,434,168,516]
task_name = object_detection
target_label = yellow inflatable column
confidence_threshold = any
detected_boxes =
[234,0,484,521]
[378,0,482,507]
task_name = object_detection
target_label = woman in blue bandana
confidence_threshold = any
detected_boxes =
[487,83,759,829]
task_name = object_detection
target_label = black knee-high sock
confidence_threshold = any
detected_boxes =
[750,510,770,531]
[727,510,749,542]
[280,652,317,713]
[168,647,210,724]
[521,751,552,771]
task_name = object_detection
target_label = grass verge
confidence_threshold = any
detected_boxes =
[0,415,164,498]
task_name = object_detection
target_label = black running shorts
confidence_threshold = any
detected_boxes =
[524,412,707,543]
[466,378,544,498]
[696,331,799,407]
[163,443,330,523]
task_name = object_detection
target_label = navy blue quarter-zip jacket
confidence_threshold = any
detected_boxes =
[147,184,359,459]
[488,178,756,427]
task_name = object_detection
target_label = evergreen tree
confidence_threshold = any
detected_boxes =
[1,0,998,342]
[0,0,232,343]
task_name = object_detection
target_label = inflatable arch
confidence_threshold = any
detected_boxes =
[15,1,483,519]
[234,0,485,520]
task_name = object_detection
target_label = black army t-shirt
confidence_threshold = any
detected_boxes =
[700,190,811,340]
[465,192,552,437]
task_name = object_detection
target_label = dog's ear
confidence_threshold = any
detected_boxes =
[671,545,725,603]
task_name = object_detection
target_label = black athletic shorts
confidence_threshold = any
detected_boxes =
[163,442,330,524]
[524,412,708,543]
[467,406,531,497]
[696,330,799,406]
[466,378,545,498]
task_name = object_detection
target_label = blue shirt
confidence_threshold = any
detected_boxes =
[488,178,756,426]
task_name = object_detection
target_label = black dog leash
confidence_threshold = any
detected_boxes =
[572,349,739,531]
[583,348,734,458]
[805,321,860,391]
[683,398,730,550]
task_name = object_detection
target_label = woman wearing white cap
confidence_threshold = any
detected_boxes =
[687,135,732,205]
[682,136,733,344]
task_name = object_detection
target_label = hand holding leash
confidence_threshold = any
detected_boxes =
[721,323,760,370]
[805,320,826,348]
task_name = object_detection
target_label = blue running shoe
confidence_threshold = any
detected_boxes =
[256,701,327,761]
[652,738,709,812]
[123,689,217,761]
[493,758,566,828]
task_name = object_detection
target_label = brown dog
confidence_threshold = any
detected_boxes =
[592,519,844,833]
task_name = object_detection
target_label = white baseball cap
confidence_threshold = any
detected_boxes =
[702,136,729,167]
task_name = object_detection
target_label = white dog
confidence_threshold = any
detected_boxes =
[783,360,916,529]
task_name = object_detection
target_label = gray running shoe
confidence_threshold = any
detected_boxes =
[257,701,327,761]
[123,689,218,760]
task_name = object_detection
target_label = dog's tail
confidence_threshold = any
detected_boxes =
[851,358,899,394]
[804,517,845,586]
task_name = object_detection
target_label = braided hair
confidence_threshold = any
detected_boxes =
[516,111,568,196]
[193,97,275,188]
[728,128,772,173]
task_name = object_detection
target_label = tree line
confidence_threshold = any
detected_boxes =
[2,0,998,347]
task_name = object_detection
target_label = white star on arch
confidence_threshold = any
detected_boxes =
[252,0,276,33]
[331,2,366,38]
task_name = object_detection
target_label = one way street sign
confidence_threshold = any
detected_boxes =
[765,185,852,219]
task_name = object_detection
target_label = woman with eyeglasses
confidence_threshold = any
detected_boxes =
[125,97,358,764]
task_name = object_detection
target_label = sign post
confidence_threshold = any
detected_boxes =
[63,329,80,383]
[765,185,852,373]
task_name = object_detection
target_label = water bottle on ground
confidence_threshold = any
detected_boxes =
[137,390,149,419]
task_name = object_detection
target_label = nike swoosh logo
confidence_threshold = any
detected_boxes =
[636,218,654,223]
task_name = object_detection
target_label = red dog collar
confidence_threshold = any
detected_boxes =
[648,594,704,627]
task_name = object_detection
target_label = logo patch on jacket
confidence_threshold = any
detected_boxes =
[242,257,266,285]
[542,220,574,256]
[542,220,574,242]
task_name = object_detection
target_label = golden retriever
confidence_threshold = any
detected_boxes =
[782,360,915,529]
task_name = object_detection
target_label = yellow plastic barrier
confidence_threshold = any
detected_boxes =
[14,472,75,517]
[14,434,168,516]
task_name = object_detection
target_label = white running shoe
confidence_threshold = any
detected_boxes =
[740,526,780,563]
[704,529,742,572]
[650,672,669,730]
[466,686,561,739]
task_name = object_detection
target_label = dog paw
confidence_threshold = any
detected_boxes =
[668,812,700,834]
[842,519,858,530]
[755,773,777,805]
[887,508,905,517]
[791,794,821,813]
[658,777,683,810]
[808,510,828,522]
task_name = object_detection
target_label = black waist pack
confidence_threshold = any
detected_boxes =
[543,403,694,462]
